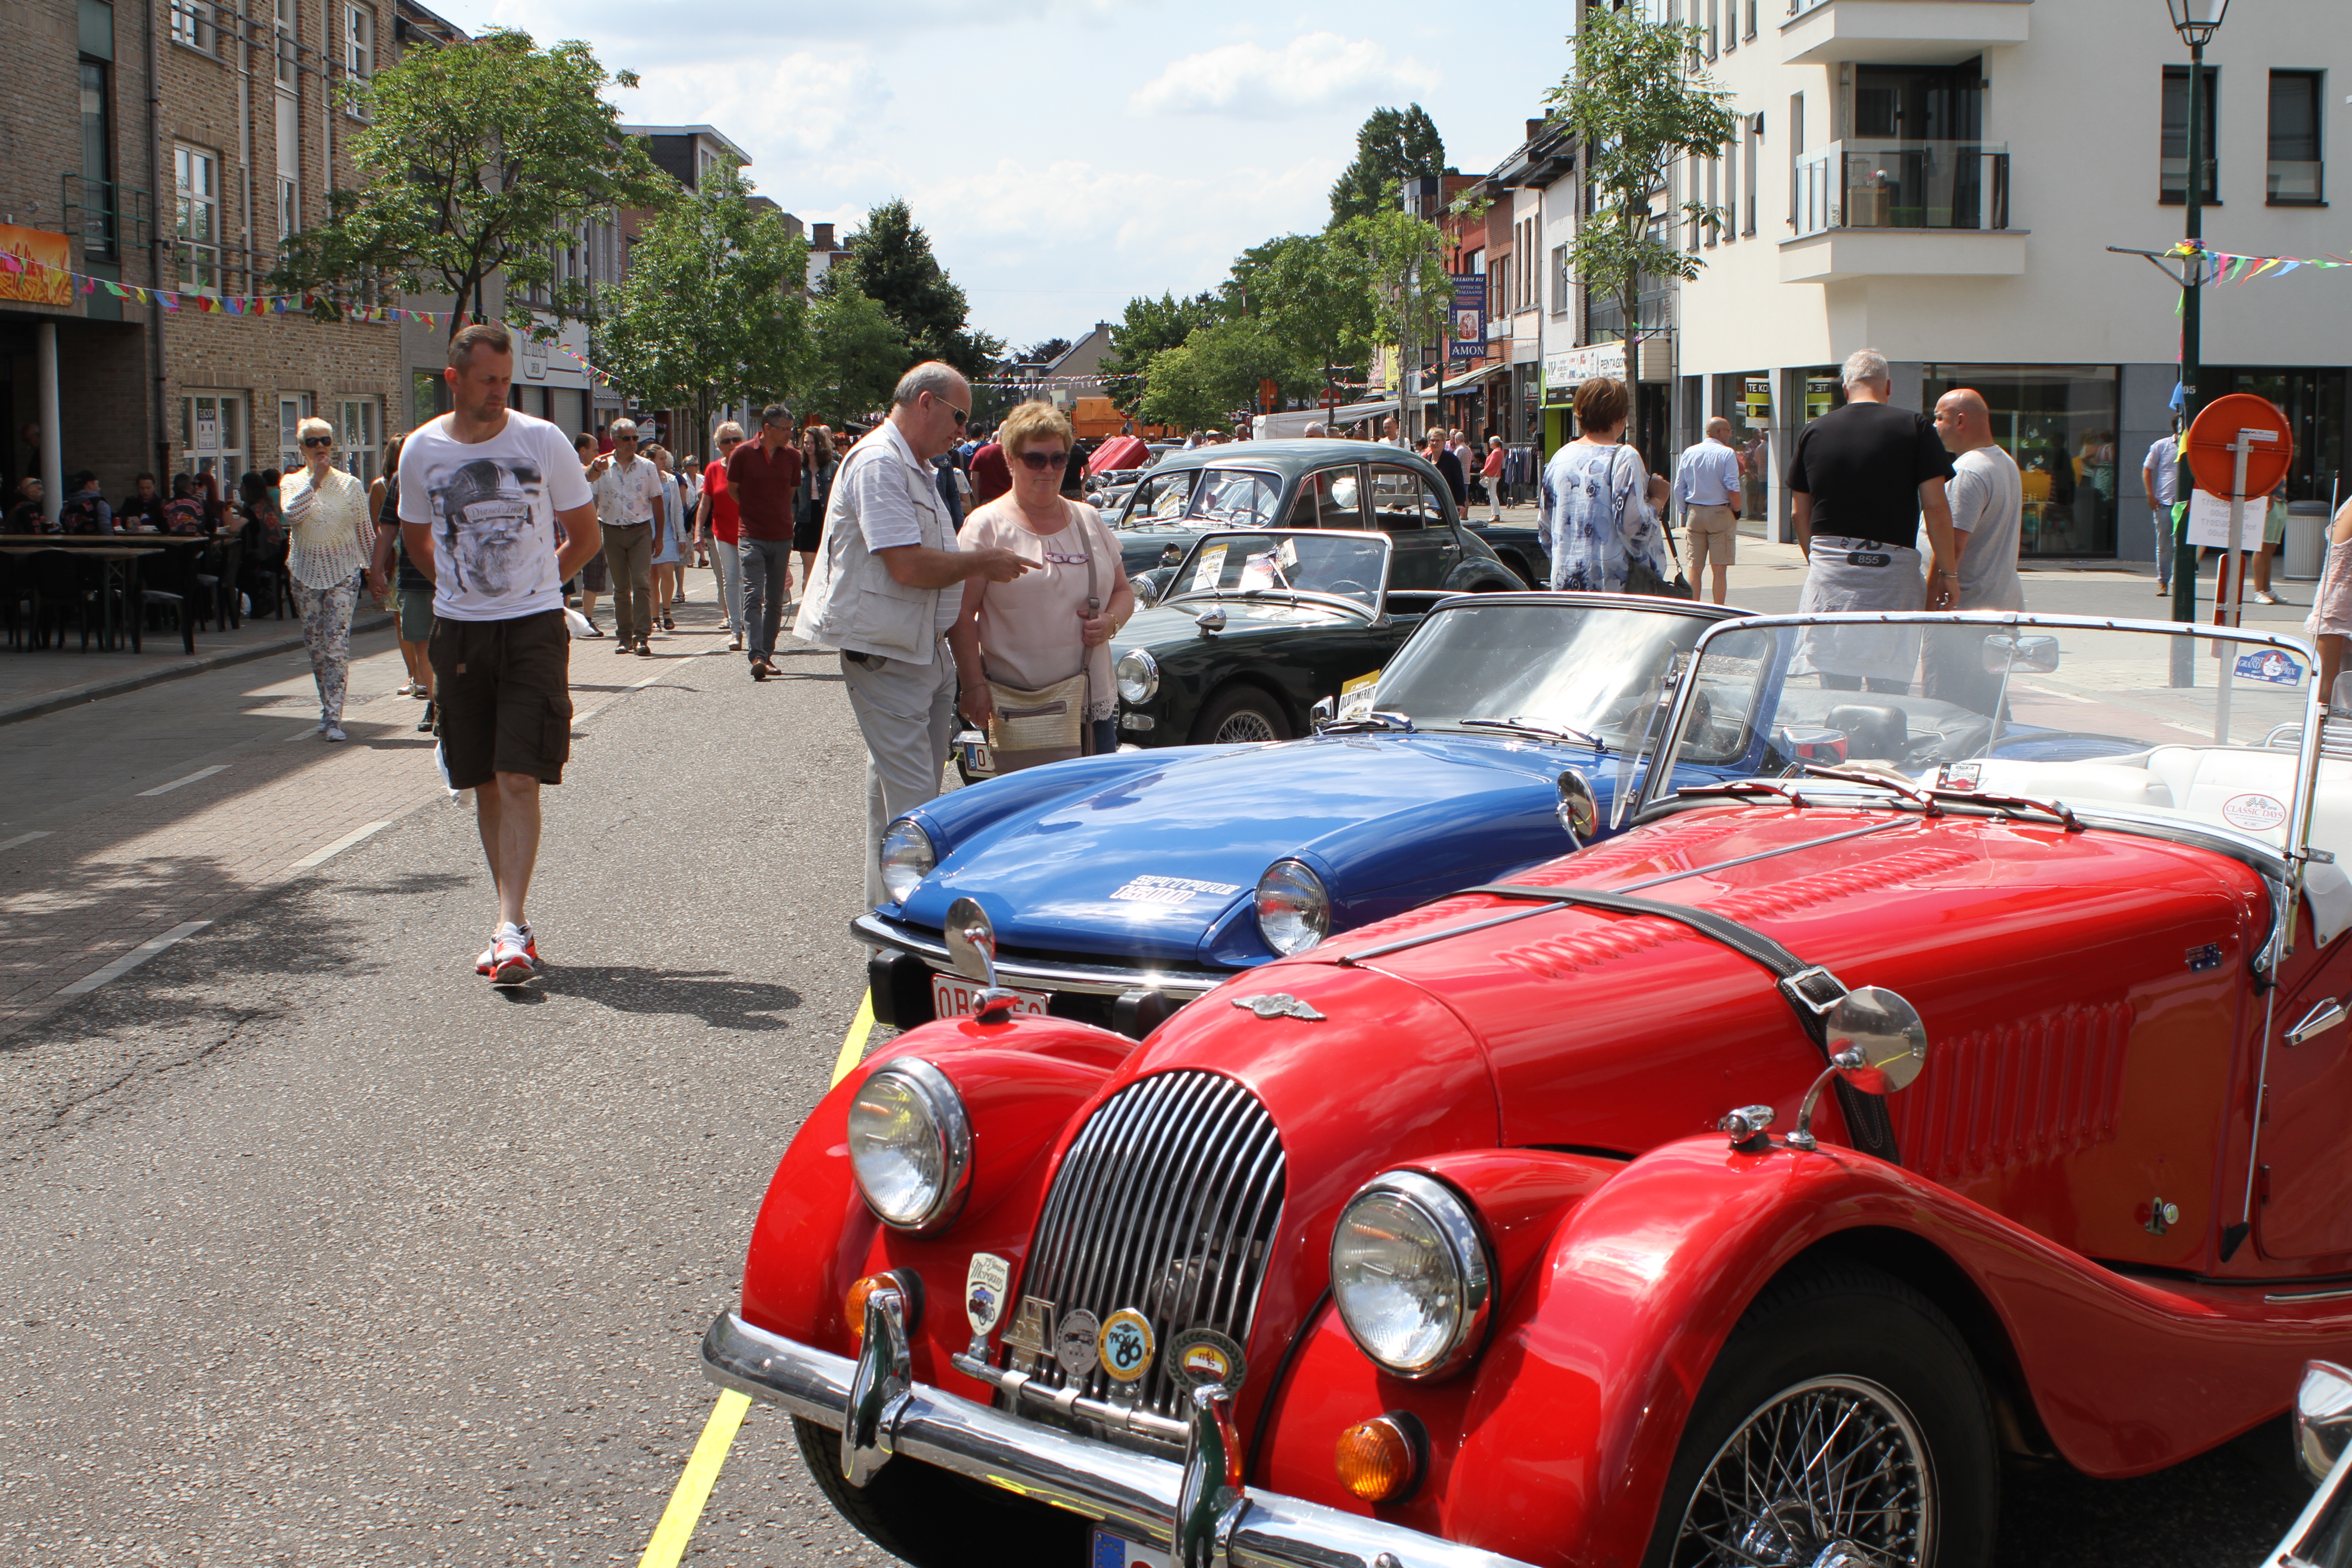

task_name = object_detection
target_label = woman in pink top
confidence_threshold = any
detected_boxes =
[951,401,1136,766]
[1480,436,1506,522]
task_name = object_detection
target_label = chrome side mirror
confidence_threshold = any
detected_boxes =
[1310,695,1336,733]
[1557,769,1598,847]
[943,897,998,985]
[1194,605,1227,635]
[1983,633,2061,675]
[2298,1361,2352,1486]
[1786,985,1927,1152]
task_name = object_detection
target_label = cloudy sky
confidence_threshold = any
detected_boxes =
[427,0,1580,352]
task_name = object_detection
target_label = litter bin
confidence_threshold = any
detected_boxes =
[2286,500,2331,581]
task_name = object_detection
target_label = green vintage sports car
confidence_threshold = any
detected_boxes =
[1111,525,1523,746]
[1109,438,1552,591]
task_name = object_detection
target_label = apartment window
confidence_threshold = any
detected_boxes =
[1706,0,1719,59]
[183,393,245,479]
[337,399,380,483]
[1552,244,1570,316]
[1744,113,1761,235]
[1745,0,1757,40]
[345,5,372,76]
[1705,154,1720,246]
[174,144,220,290]
[279,393,315,471]
[2162,65,2221,204]
[79,60,116,256]
[2269,71,2324,205]
[1788,93,1806,225]
[169,0,218,53]
[275,0,296,87]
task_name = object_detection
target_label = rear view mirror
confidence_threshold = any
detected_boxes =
[1557,769,1598,847]
[1310,696,1336,733]
[1983,634,2061,675]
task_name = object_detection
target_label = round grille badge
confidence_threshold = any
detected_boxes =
[1054,1310,1101,1377]
[1097,1308,1156,1384]
[1166,1328,1248,1392]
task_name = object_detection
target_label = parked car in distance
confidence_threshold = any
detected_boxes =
[864,591,1744,1035]
[706,612,2352,1568]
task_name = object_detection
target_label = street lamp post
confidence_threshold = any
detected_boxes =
[2166,0,2230,630]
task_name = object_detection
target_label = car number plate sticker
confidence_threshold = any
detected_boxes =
[1089,1527,1166,1568]
[1191,544,1227,591]
[965,1253,1011,1338]
[1108,874,1241,905]
[1097,1308,1155,1383]
[2223,792,2286,832]
[930,972,1049,1020]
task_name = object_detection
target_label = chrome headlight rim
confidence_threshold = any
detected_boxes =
[846,1056,973,1233]
[1116,647,1160,705]
[879,816,936,906]
[1329,1169,1494,1381]
[1254,857,1330,957]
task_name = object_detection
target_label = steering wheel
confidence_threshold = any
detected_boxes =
[1324,579,1372,598]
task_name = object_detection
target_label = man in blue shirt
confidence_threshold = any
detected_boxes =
[1673,417,1744,603]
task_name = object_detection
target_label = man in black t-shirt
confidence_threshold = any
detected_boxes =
[1786,350,1960,691]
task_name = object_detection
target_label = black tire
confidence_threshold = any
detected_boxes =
[793,1416,1085,1568]
[1642,1262,1998,1568]
[1192,685,1289,745]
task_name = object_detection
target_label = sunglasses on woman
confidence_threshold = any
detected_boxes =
[1017,448,1069,470]
[301,436,333,448]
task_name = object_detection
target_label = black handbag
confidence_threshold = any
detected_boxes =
[1609,447,1693,600]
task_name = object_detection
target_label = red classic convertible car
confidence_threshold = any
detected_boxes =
[704,612,2352,1568]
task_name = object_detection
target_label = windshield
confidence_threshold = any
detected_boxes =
[1185,469,1282,528]
[1372,600,1712,746]
[1167,530,1387,612]
[1650,613,2324,854]
[1120,469,1197,528]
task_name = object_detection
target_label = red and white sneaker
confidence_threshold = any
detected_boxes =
[478,923,538,981]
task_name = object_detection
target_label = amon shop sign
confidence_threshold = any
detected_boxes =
[0,224,72,308]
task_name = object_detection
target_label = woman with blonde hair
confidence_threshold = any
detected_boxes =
[951,401,1135,767]
[279,416,376,740]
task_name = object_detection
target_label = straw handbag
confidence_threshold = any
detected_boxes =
[986,503,1101,772]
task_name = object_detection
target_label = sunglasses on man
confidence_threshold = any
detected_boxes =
[931,392,968,427]
[1017,448,1069,471]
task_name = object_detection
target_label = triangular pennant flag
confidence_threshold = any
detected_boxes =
[0,254,22,274]
[2249,258,2280,281]
[2277,260,2301,278]
[103,279,125,297]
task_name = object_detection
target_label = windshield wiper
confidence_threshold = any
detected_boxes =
[1460,715,1607,752]
[1926,787,2082,831]
[1798,763,1942,815]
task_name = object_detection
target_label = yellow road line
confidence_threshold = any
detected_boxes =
[632,992,878,1566]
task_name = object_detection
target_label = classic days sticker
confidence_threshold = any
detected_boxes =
[2222,793,2287,833]
[1109,875,1243,906]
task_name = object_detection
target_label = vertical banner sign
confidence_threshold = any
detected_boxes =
[0,224,73,306]
[1744,376,1773,428]
[1447,275,1487,368]
[1805,376,1836,422]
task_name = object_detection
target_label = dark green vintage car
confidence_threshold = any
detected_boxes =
[1111,525,1523,746]
[1110,437,1553,591]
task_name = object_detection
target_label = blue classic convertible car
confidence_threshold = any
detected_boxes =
[860,592,1743,1034]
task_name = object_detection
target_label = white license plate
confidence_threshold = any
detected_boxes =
[1089,1528,1166,1568]
[930,971,1049,1020]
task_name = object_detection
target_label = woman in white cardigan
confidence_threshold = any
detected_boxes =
[279,416,376,740]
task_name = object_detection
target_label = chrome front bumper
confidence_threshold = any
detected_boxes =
[702,1307,1539,1568]
[853,911,1232,1000]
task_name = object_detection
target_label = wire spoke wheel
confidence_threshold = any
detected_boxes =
[1671,1375,1932,1568]
[1214,709,1279,744]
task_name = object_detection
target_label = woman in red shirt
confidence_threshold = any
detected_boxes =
[698,421,746,651]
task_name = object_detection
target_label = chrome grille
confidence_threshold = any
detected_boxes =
[1009,1070,1285,1433]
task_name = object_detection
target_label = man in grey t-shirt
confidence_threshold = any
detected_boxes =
[1923,387,2024,715]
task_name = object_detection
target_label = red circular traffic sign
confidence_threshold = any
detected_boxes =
[2185,393,2294,498]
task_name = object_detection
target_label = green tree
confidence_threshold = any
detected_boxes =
[1545,6,1738,346]
[1337,208,1452,417]
[841,199,1002,378]
[1226,232,1373,390]
[1098,290,1224,414]
[1327,105,1446,227]
[270,28,672,338]
[799,284,910,425]
[597,167,806,412]
[1140,318,1315,431]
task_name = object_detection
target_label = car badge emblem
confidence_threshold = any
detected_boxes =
[1054,1309,1102,1377]
[1231,992,1326,1021]
[1098,1308,1156,1384]
[1003,1295,1055,1361]
[1166,1328,1248,1393]
[965,1253,1011,1339]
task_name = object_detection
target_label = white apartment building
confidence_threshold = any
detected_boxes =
[1670,0,2346,559]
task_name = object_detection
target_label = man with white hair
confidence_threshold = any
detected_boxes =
[794,363,1034,911]
[1303,422,1329,438]
[1785,348,1959,692]
[1674,415,1744,604]
[591,417,664,656]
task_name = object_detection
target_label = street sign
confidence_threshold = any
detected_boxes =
[2186,393,2293,498]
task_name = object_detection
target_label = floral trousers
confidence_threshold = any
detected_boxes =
[294,573,359,724]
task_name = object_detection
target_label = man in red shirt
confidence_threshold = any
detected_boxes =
[727,402,804,679]
[969,435,1009,507]
[698,421,746,651]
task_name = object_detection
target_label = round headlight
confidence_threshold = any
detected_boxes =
[846,1058,972,1231]
[879,817,936,906]
[1116,648,1160,705]
[1329,1171,1492,1379]
[1254,858,1329,956]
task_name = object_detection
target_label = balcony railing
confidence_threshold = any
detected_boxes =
[1791,140,2010,238]
[61,174,153,259]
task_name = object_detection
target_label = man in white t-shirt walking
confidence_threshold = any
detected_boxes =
[398,323,603,986]
[1923,386,2024,715]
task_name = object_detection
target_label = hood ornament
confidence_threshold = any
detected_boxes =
[1231,992,1326,1022]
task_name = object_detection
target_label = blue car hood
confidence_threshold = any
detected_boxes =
[900,732,1627,965]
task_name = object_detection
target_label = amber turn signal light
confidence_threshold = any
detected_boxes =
[1334,1413,1424,1504]
[844,1270,925,1344]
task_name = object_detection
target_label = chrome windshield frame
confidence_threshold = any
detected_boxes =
[1157,527,1394,622]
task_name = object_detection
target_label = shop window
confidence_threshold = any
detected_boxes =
[2268,71,2323,206]
[279,392,315,472]
[338,399,380,484]
[183,392,245,480]
[2162,66,2220,204]
[173,144,220,290]
[1922,365,2121,558]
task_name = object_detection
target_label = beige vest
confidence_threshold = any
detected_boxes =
[792,426,956,662]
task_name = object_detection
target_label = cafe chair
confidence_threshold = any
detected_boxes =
[199,537,244,632]
[31,551,98,652]
[0,553,30,649]
[138,545,202,656]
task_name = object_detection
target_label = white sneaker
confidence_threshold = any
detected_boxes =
[489,923,538,985]
[324,724,348,742]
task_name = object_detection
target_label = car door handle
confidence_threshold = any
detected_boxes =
[2288,998,2347,1047]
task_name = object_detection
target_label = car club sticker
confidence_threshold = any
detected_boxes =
[965,1253,1011,1339]
[1003,1295,1055,1360]
[1109,875,1242,906]
[2223,792,2287,833]
[2234,649,2304,686]
[1055,1310,1102,1377]
[1097,1308,1156,1384]
[1166,1328,1248,1393]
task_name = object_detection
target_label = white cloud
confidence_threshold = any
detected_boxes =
[1127,31,1436,119]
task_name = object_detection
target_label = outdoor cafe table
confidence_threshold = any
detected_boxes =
[0,536,196,652]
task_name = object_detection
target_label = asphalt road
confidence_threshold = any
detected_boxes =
[0,567,2328,1567]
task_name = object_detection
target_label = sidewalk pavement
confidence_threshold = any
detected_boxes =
[1,598,395,726]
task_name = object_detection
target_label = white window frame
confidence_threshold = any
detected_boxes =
[1744,113,1761,235]
[279,392,315,473]
[336,398,381,484]
[343,4,373,117]
[170,0,219,54]
[174,143,220,292]
[1551,243,1571,318]
[184,392,247,480]
[274,0,297,87]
